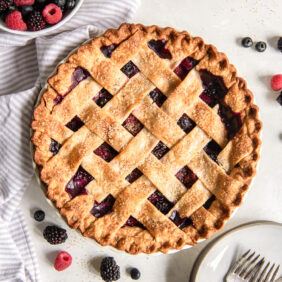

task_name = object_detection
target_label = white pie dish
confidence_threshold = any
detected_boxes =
[0,0,84,37]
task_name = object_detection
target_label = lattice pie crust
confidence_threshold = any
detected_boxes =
[31,23,262,254]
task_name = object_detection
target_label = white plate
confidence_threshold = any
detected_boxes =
[190,221,282,282]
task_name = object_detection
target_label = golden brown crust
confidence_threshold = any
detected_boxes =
[31,23,262,254]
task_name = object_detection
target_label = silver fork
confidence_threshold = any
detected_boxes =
[225,249,280,282]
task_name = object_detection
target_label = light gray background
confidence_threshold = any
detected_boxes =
[22,0,282,281]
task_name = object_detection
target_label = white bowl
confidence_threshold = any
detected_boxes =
[0,0,84,37]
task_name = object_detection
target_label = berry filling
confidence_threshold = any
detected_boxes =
[169,210,193,229]
[148,190,174,214]
[218,105,242,139]
[94,142,118,162]
[199,70,228,107]
[149,88,167,107]
[65,166,93,198]
[69,66,89,92]
[91,194,115,218]
[53,94,63,105]
[203,195,216,210]
[65,115,84,132]
[173,57,198,80]
[203,140,222,163]
[151,141,169,159]
[147,39,172,59]
[93,88,113,108]
[175,166,198,189]
[100,44,118,58]
[49,138,61,155]
[177,113,195,134]
[122,114,144,136]
[122,216,145,229]
[121,61,140,78]
[125,168,143,183]
[53,67,89,105]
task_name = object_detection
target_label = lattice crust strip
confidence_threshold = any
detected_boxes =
[31,23,262,254]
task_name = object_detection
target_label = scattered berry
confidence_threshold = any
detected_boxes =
[34,210,45,221]
[42,3,62,24]
[241,37,253,48]
[65,0,75,10]
[27,10,45,30]
[21,5,33,17]
[5,11,27,30]
[271,74,282,91]
[43,225,68,245]
[0,0,13,13]
[278,37,282,52]
[277,92,282,106]
[130,268,141,280]
[54,251,72,271]
[100,257,120,281]
[14,0,34,7]
[255,41,267,52]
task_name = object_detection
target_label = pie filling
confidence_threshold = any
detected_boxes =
[174,57,198,80]
[121,61,140,78]
[65,115,84,132]
[147,190,174,215]
[49,138,61,156]
[100,44,118,58]
[125,168,143,183]
[169,211,193,229]
[93,88,113,108]
[177,113,196,134]
[91,194,115,218]
[203,140,222,163]
[65,166,93,198]
[149,88,167,107]
[122,216,145,229]
[53,67,90,105]
[94,142,118,162]
[175,166,198,189]
[122,114,144,136]
[148,39,172,59]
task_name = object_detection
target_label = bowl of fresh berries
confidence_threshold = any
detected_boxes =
[0,0,84,36]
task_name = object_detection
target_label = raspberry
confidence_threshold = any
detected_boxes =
[271,74,282,91]
[42,3,62,24]
[100,257,120,281]
[14,0,34,7]
[5,11,27,30]
[43,225,68,245]
[54,251,72,271]
[27,10,45,31]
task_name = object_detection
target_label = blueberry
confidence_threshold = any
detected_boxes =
[278,37,282,52]
[65,0,75,10]
[21,5,33,17]
[241,37,253,48]
[53,0,66,10]
[277,92,282,106]
[255,41,267,52]
[34,210,45,222]
[130,268,141,280]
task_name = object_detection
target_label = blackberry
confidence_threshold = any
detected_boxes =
[34,210,45,222]
[100,257,120,281]
[130,268,141,280]
[43,225,68,245]
[255,41,267,52]
[1,5,17,21]
[278,37,282,52]
[277,92,282,106]
[0,0,13,13]
[241,37,253,48]
[27,10,46,31]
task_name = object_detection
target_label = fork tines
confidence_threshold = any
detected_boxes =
[226,249,280,282]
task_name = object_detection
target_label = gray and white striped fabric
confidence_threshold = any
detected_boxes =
[0,1,140,281]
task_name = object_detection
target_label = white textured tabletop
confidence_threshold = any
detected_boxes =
[22,0,282,281]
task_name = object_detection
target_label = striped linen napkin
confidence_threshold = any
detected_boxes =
[0,1,140,281]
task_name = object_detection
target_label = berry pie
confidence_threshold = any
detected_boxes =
[31,23,262,254]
